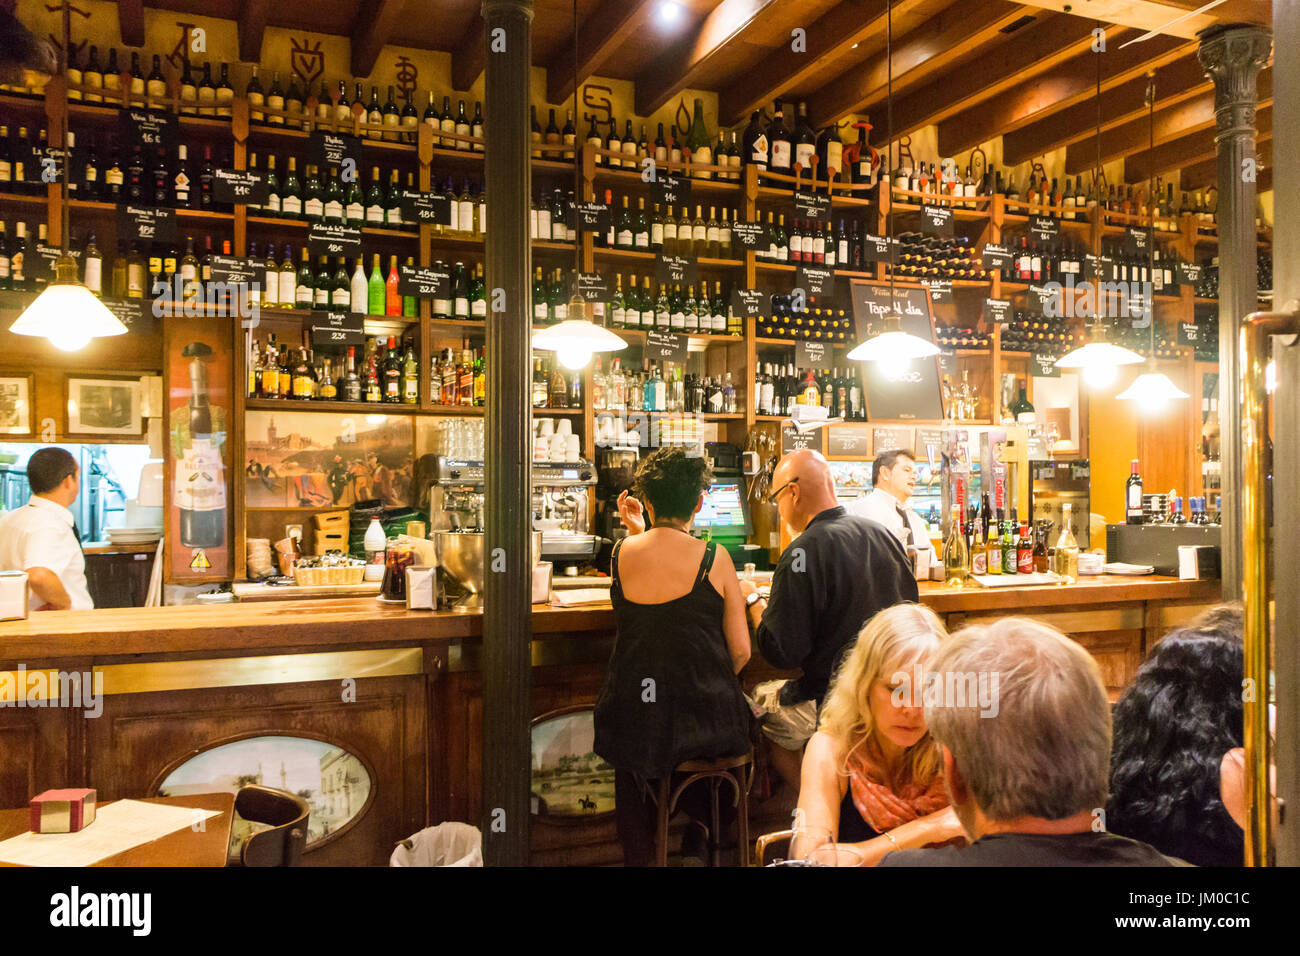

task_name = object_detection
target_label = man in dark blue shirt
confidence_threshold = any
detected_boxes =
[740,448,918,791]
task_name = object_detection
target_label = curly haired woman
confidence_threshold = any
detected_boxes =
[1108,616,1245,866]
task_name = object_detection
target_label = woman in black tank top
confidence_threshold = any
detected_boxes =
[594,447,753,865]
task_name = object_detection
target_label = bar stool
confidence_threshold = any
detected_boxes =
[652,752,753,867]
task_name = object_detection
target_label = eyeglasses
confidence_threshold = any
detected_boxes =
[765,477,799,506]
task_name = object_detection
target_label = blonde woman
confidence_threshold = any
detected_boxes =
[796,603,965,865]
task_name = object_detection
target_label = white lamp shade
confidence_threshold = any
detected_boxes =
[1116,372,1189,405]
[532,320,627,355]
[9,283,129,351]
[846,330,941,362]
[1054,340,1145,369]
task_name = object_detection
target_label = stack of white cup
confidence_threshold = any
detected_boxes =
[534,418,581,461]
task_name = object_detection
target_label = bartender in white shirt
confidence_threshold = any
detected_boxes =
[0,447,93,611]
[844,448,934,572]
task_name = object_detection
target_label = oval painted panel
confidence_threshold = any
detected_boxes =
[157,735,372,850]
[531,710,615,818]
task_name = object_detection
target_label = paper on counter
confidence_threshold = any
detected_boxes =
[550,588,611,607]
[971,572,1063,588]
[0,799,220,867]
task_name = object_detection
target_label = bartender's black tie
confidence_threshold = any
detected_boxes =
[72,523,83,547]
[895,505,915,547]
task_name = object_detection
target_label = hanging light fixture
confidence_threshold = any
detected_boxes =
[529,0,626,371]
[1117,71,1187,410]
[9,1,127,352]
[1054,26,1143,382]
[845,0,939,363]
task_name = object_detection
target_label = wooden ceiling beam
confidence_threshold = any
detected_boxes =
[1124,103,1272,182]
[237,0,270,64]
[809,1,1033,128]
[935,31,1189,156]
[451,14,486,92]
[634,0,785,118]
[1179,136,1272,191]
[716,0,930,127]
[1006,0,1226,36]
[546,0,659,106]
[1001,54,1207,166]
[118,0,144,48]
[350,0,405,78]
[1065,67,1271,174]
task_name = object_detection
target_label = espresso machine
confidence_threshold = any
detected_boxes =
[428,457,484,531]
[532,459,598,568]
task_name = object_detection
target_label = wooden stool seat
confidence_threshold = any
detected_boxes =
[653,751,754,867]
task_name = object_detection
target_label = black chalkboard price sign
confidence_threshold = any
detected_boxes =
[781,426,821,454]
[576,272,609,302]
[861,233,895,264]
[1177,320,1200,347]
[655,253,697,287]
[310,310,365,347]
[982,297,1011,324]
[399,190,451,225]
[731,288,765,318]
[849,281,944,422]
[797,338,831,371]
[924,278,952,305]
[575,202,611,234]
[117,205,176,244]
[308,223,363,258]
[398,264,450,299]
[214,168,269,206]
[730,220,768,250]
[1031,351,1061,378]
[209,254,260,285]
[308,131,361,174]
[981,243,1012,272]
[796,265,833,297]
[794,191,832,223]
[1029,214,1060,242]
[650,173,689,207]
[1124,227,1150,255]
[645,330,686,363]
[100,297,146,332]
[921,204,954,237]
[120,108,175,150]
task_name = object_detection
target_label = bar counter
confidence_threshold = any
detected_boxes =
[0,575,1220,865]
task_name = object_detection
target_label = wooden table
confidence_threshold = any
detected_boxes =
[0,792,235,867]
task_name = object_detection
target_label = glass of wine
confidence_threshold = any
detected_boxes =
[805,843,864,867]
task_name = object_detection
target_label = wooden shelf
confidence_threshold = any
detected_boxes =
[889,200,990,223]
[68,199,235,222]
[614,328,742,345]
[754,337,851,348]
[0,191,49,205]
[245,398,428,414]
[593,247,743,269]
[534,407,585,416]
[592,165,742,195]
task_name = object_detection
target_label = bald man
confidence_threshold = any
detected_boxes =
[740,449,918,790]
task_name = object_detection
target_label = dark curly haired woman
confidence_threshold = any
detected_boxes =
[1107,620,1244,866]
[593,446,752,865]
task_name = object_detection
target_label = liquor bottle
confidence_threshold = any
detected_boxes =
[1125,459,1144,525]
[1017,522,1034,574]
[341,347,362,402]
[278,244,295,307]
[83,46,104,102]
[365,86,383,136]
[970,509,987,575]
[943,505,969,587]
[1052,503,1079,584]
[291,248,312,308]
[1009,379,1034,425]
[331,256,351,310]
[469,262,486,318]
[280,157,302,218]
[312,254,331,308]
[767,100,791,173]
[178,340,226,548]
[302,164,324,222]
[1001,518,1017,574]
[386,255,402,316]
[102,48,120,98]
[196,62,216,115]
[82,232,103,297]
[686,98,712,178]
[1033,522,1049,573]
[471,102,485,150]
[742,111,768,172]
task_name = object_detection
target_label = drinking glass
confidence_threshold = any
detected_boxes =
[804,844,864,867]
[381,537,416,602]
[788,825,834,862]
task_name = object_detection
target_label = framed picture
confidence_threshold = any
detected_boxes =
[0,374,33,435]
[66,376,143,436]
[530,705,616,823]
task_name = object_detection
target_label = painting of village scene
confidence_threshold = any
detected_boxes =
[531,710,615,819]
[157,735,373,856]
[244,412,414,509]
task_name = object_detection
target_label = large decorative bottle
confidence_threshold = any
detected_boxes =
[176,341,226,548]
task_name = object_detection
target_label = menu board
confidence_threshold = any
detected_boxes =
[849,281,945,422]
[825,423,871,460]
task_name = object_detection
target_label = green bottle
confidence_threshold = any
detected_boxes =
[367,253,385,315]
[294,247,314,309]
[1001,520,1016,574]
[402,255,418,317]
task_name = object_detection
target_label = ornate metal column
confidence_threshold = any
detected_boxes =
[1197,24,1271,601]
[1270,0,1299,869]
[482,0,533,867]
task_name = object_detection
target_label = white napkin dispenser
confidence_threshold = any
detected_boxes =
[0,571,30,621]
[405,566,438,610]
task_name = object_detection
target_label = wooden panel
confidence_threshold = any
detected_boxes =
[84,551,156,608]
[85,674,427,866]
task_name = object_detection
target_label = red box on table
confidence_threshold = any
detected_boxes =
[29,789,97,833]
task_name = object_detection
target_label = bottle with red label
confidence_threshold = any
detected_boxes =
[1017,522,1034,573]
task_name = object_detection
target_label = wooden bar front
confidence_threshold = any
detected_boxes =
[0,576,1219,865]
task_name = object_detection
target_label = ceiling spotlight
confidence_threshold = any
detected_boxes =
[851,43,859,49]
[658,1,683,26]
